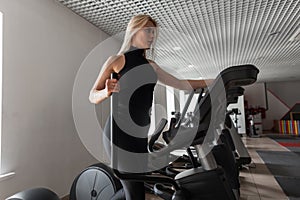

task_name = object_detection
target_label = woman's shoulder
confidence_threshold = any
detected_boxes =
[106,54,125,72]
[107,54,125,64]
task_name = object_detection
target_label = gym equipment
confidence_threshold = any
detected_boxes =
[167,86,250,167]
[226,87,244,105]
[5,187,60,200]
[70,64,259,200]
[150,64,258,200]
[225,87,252,166]
[69,163,124,200]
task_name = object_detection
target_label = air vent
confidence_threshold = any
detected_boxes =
[289,27,300,42]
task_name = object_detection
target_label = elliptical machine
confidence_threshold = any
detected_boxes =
[225,87,252,168]
[69,64,259,200]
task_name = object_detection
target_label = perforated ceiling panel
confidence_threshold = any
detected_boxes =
[57,0,300,82]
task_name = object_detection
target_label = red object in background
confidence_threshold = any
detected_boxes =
[278,142,300,147]
[246,107,266,118]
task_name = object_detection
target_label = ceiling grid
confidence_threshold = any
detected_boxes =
[263,1,299,69]
[57,0,300,81]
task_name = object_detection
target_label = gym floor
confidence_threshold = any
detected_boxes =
[146,135,289,200]
[239,136,288,200]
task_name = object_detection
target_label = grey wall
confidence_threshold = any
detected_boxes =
[266,80,300,108]
[265,80,300,130]
[0,0,113,198]
[243,81,300,131]
[244,82,267,108]
[264,90,289,130]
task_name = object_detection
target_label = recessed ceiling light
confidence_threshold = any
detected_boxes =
[256,56,264,61]
[289,27,300,42]
[173,46,182,51]
[188,64,194,68]
[269,31,280,36]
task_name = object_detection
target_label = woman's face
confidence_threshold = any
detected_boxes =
[132,21,156,49]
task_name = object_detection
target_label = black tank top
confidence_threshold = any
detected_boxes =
[105,46,157,154]
[117,46,157,127]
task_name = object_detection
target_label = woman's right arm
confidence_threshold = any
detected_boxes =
[89,55,124,104]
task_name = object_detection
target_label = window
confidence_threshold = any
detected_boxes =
[166,86,175,120]
[0,11,3,173]
[0,11,15,180]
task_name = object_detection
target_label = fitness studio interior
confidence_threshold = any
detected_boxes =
[0,0,300,200]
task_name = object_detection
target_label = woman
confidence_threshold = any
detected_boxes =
[89,14,213,200]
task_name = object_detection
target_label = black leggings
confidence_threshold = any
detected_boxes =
[110,180,145,200]
[103,118,148,200]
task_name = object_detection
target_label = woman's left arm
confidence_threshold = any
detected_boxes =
[149,60,214,90]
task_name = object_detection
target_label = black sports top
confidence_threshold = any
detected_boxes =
[117,46,157,127]
[106,46,157,153]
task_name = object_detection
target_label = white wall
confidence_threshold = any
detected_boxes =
[0,0,112,198]
[243,83,267,132]
[244,83,267,108]
[263,90,289,130]
[267,80,300,108]
[263,80,300,130]
[243,81,300,131]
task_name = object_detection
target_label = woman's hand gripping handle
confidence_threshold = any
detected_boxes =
[107,72,120,96]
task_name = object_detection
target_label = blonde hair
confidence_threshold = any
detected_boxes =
[118,14,158,59]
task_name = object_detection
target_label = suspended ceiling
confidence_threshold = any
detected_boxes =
[57,0,300,82]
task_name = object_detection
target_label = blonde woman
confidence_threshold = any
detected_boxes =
[89,14,212,200]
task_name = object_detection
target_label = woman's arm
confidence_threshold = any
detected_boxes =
[89,55,124,104]
[149,60,214,90]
